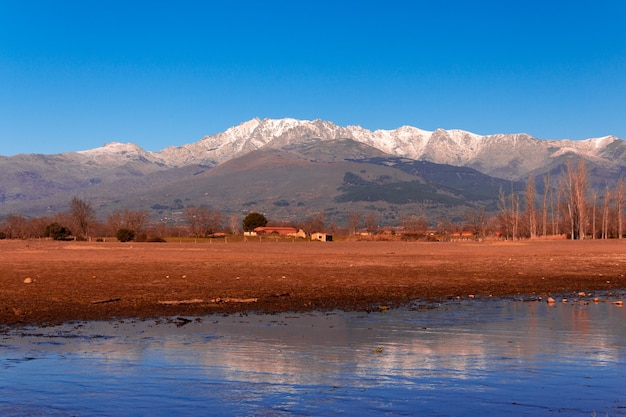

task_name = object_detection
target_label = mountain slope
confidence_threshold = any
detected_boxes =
[114,139,520,226]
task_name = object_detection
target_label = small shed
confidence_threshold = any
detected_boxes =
[311,232,332,242]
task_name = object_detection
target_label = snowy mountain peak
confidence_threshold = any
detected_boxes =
[77,141,165,166]
[153,118,624,180]
[78,142,144,155]
[588,135,619,148]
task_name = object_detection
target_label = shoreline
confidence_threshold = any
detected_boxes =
[4,290,625,333]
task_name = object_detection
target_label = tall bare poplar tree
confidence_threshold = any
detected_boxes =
[591,191,597,239]
[525,176,537,238]
[498,187,511,239]
[541,174,550,237]
[563,159,588,240]
[602,185,611,239]
[511,187,520,240]
[615,178,624,239]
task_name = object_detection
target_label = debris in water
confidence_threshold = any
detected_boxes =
[175,317,192,327]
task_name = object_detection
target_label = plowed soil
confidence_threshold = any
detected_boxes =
[2,238,626,327]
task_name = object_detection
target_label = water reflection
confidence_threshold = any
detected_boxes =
[1,295,625,416]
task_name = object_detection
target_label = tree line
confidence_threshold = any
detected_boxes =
[498,159,625,240]
[0,198,328,242]
[0,197,159,241]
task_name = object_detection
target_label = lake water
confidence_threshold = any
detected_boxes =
[1,294,625,416]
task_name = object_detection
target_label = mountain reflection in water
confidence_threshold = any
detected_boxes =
[1,294,625,416]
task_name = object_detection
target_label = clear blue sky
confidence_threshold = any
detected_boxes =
[1,1,625,156]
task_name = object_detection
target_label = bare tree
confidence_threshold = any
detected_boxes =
[300,212,326,235]
[346,211,362,235]
[436,218,453,236]
[69,197,96,239]
[615,178,624,239]
[541,174,550,237]
[464,209,487,239]
[512,191,520,240]
[563,159,588,240]
[402,214,429,236]
[556,177,567,236]
[525,176,537,238]
[562,173,575,239]
[497,185,521,240]
[106,211,124,234]
[107,209,149,235]
[184,206,222,237]
[498,187,512,239]
[591,191,598,239]
[228,213,240,234]
[363,212,378,234]
[4,214,28,239]
[150,220,170,239]
[125,210,149,233]
[602,185,611,239]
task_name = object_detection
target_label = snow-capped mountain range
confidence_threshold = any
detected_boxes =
[2,117,625,221]
[79,117,623,180]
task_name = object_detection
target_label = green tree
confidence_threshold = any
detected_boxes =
[44,222,72,240]
[242,212,268,232]
[116,228,135,242]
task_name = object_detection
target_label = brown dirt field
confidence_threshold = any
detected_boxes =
[2,238,626,327]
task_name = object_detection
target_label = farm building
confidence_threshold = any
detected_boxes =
[311,232,332,242]
[253,226,306,238]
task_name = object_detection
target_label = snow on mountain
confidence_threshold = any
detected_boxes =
[343,124,433,158]
[78,142,144,155]
[158,118,354,167]
[77,142,167,166]
[61,118,623,181]
[157,118,449,168]
[152,118,623,180]
[555,136,620,156]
